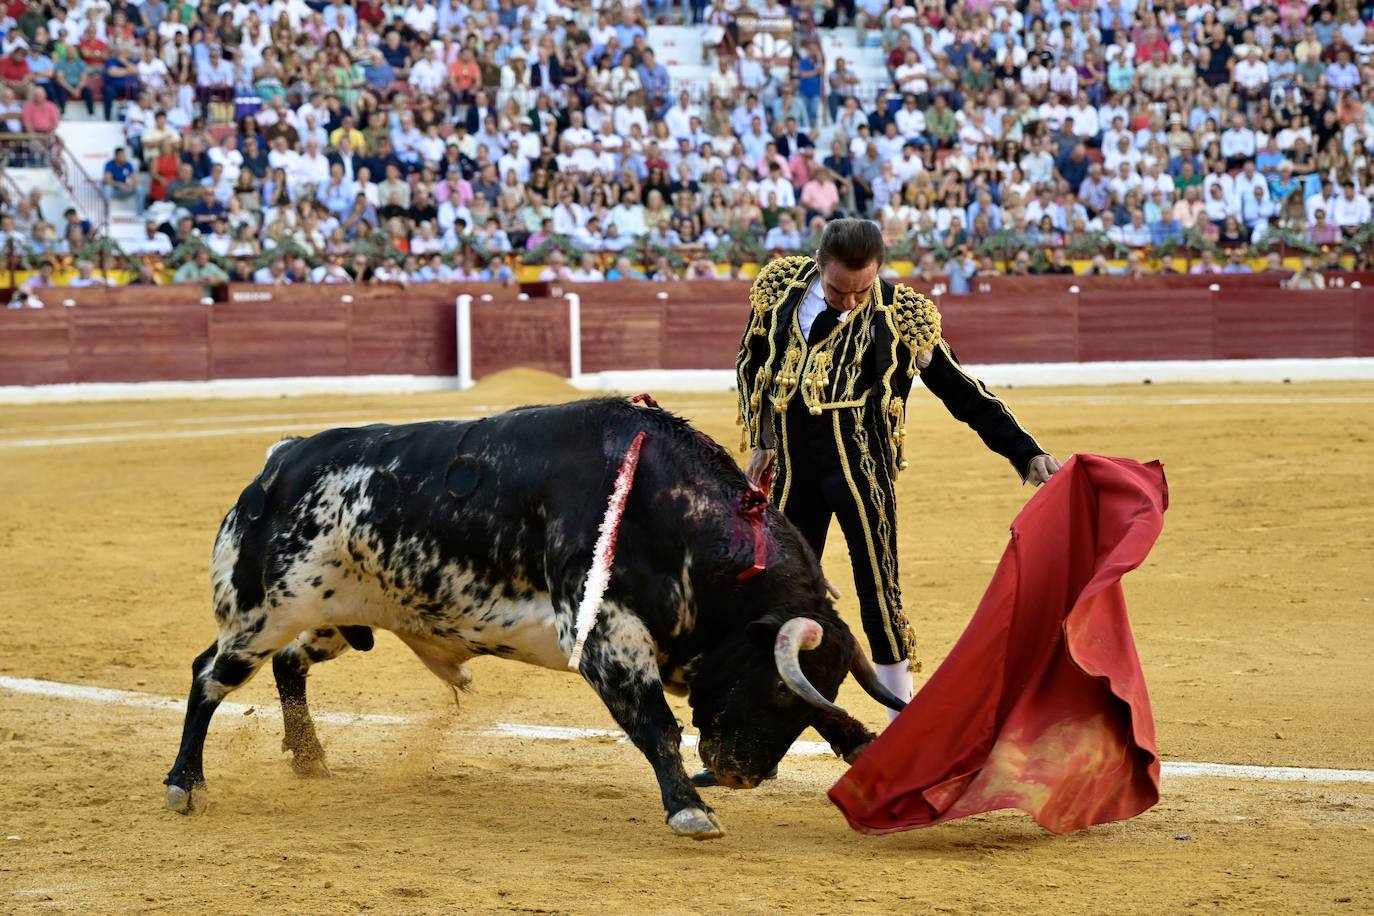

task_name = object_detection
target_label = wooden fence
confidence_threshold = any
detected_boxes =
[2,275,1373,387]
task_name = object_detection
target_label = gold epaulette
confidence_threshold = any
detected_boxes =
[746,255,813,333]
[891,285,942,373]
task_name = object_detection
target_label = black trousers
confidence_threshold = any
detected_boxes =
[776,405,908,665]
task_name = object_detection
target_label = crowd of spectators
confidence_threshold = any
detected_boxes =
[1,0,1374,290]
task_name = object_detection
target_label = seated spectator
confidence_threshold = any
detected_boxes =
[1189,250,1223,274]
[20,86,60,134]
[567,252,604,282]
[1308,209,1342,246]
[1221,249,1253,274]
[67,260,110,287]
[102,147,145,215]
[172,247,228,285]
[1283,256,1326,290]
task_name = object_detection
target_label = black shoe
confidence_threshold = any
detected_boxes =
[690,767,778,788]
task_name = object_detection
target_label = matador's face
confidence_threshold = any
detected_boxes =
[816,253,878,312]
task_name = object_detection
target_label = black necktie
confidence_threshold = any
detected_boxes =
[808,305,843,347]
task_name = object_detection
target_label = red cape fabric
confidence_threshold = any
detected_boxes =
[829,454,1168,835]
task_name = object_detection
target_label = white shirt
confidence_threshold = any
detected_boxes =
[796,276,840,339]
[409,57,446,93]
[403,2,437,33]
[1330,192,1371,227]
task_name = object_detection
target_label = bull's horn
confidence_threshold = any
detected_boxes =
[774,617,847,716]
[848,640,909,714]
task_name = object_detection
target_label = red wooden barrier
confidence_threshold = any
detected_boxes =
[71,304,210,382]
[1078,289,1215,362]
[1357,288,1374,357]
[940,292,1079,364]
[3,276,1373,388]
[470,296,571,378]
[0,309,71,385]
[1214,290,1357,360]
[210,294,350,379]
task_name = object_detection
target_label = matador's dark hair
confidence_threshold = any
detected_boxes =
[816,218,886,271]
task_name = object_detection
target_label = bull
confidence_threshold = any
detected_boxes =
[164,398,906,838]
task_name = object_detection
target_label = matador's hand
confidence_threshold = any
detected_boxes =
[1027,454,1062,486]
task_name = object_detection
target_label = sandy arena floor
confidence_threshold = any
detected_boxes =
[1,371,1372,914]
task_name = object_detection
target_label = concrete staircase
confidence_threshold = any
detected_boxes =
[57,119,146,245]
[652,22,889,144]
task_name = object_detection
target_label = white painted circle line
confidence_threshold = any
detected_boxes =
[2,675,1370,785]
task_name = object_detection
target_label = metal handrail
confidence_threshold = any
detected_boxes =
[45,133,110,240]
[0,159,22,203]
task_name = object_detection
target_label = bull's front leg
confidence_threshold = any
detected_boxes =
[813,709,879,764]
[576,612,724,840]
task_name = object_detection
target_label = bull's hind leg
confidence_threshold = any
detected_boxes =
[272,627,367,777]
[164,616,306,814]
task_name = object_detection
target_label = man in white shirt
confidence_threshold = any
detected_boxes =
[892,143,925,182]
[729,93,768,137]
[127,220,174,256]
[755,162,796,208]
[1233,48,1269,98]
[1202,160,1234,203]
[291,138,330,193]
[609,190,648,237]
[1020,138,1055,185]
[1220,114,1256,167]
[569,252,605,282]
[894,94,926,140]
[1048,58,1078,96]
[893,50,929,99]
[1021,57,1050,97]
[957,110,991,157]
[1330,182,1372,229]
[267,135,300,175]
[1068,92,1099,140]
[663,91,698,137]
[1108,161,1142,203]
[403,0,438,36]
[1230,160,1268,213]
[408,45,446,94]
[1103,133,1142,173]
[874,121,906,162]
[1140,162,1174,198]
[560,109,594,150]
[1099,114,1130,156]
[206,132,243,185]
[551,188,586,234]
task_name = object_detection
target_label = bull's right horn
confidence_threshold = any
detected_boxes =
[774,617,847,716]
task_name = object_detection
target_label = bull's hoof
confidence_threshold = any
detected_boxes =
[290,754,332,778]
[164,783,208,815]
[668,807,725,840]
[842,741,873,765]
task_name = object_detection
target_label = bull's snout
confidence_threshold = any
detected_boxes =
[712,772,761,790]
[698,737,767,789]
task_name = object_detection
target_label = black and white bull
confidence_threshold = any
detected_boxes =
[164,398,905,838]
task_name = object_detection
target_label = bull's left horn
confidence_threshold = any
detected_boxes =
[774,617,847,716]
[848,639,909,714]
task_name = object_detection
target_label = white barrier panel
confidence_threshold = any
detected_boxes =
[455,293,473,390]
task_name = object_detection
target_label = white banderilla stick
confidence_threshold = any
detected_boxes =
[568,431,648,671]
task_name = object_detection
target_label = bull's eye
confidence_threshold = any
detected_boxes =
[773,679,792,699]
